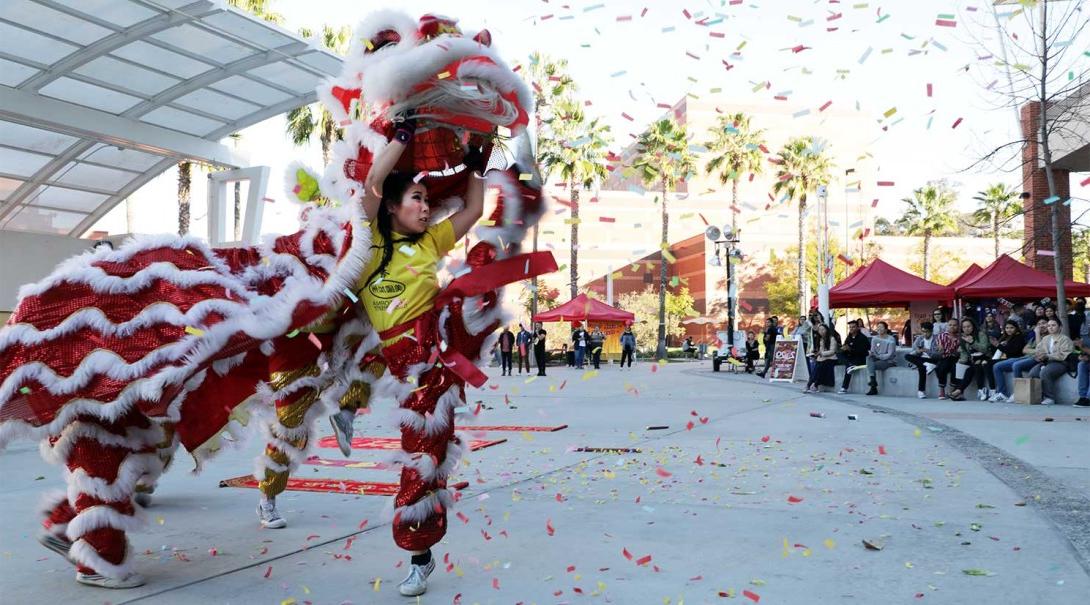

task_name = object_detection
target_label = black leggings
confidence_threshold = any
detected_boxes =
[620,347,634,367]
[500,351,512,374]
[904,354,931,391]
[933,357,957,389]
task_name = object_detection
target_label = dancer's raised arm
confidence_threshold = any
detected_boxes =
[362,120,414,221]
[449,168,485,241]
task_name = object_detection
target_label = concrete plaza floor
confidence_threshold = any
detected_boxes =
[1,359,1088,604]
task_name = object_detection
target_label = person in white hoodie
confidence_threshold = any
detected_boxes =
[865,321,898,395]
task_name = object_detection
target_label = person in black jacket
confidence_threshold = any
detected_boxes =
[1069,297,1087,344]
[985,321,1026,402]
[498,326,515,376]
[756,317,778,378]
[837,320,870,393]
[744,331,760,373]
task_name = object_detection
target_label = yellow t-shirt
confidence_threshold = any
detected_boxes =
[356,218,456,336]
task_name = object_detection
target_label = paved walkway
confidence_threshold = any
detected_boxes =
[0,360,1087,603]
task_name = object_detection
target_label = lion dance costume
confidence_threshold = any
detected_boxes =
[0,9,554,586]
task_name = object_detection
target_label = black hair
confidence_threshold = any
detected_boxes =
[877,321,889,331]
[960,316,979,335]
[921,321,934,331]
[1003,320,1022,335]
[364,171,426,288]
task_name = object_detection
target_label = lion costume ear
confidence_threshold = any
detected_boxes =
[316,77,361,125]
[472,29,491,47]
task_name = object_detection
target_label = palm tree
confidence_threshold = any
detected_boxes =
[771,136,832,314]
[178,161,191,235]
[633,118,696,360]
[539,96,612,298]
[286,25,350,166]
[703,113,765,233]
[896,182,958,280]
[527,52,577,314]
[971,183,1020,259]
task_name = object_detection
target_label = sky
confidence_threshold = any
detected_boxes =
[95,0,1090,238]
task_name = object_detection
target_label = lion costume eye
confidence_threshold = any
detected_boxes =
[365,29,400,53]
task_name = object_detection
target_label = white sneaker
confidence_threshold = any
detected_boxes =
[398,558,436,596]
[257,499,286,529]
[988,392,1005,402]
[917,391,926,399]
[924,363,935,375]
[977,389,988,401]
[76,571,146,589]
[37,532,72,560]
[1040,397,1055,406]
[837,387,848,394]
[329,409,355,458]
[849,365,866,374]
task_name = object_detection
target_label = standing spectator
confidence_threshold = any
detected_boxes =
[900,320,912,347]
[498,326,515,376]
[619,326,636,369]
[837,320,870,393]
[988,321,1027,402]
[589,326,606,370]
[807,323,840,393]
[1069,297,1088,345]
[1009,303,1026,332]
[1020,302,1038,331]
[906,321,943,399]
[793,315,813,359]
[562,343,572,367]
[865,321,898,395]
[572,324,588,369]
[983,313,1002,342]
[744,331,760,373]
[534,323,548,376]
[516,324,532,374]
[756,317,778,378]
[931,308,948,333]
[1027,317,1073,405]
[934,318,960,399]
[948,318,990,401]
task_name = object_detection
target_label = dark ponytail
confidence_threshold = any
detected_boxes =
[364,171,426,288]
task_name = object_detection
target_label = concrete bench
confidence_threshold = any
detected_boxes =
[831,364,1079,402]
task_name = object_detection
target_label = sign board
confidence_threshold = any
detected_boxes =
[767,339,803,382]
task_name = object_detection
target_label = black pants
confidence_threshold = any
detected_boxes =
[518,350,530,373]
[759,345,775,375]
[839,353,867,388]
[535,347,546,375]
[955,360,990,392]
[934,357,957,389]
[905,354,932,391]
[592,348,602,369]
[620,347,634,367]
[500,351,513,375]
[745,354,757,373]
[979,359,997,389]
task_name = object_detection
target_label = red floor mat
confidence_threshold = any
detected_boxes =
[303,457,386,469]
[219,476,471,496]
[454,424,568,432]
[316,436,507,451]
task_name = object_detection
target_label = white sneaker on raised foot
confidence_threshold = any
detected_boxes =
[76,571,145,589]
[37,532,72,559]
[924,363,936,375]
[329,409,355,458]
[1040,397,1056,406]
[257,499,286,529]
[917,391,926,399]
[398,559,436,596]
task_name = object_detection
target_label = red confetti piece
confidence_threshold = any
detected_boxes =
[760,435,770,442]
[636,554,652,566]
[546,519,555,536]
[878,445,888,455]
[935,19,957,27]
[651,364,658,372]
[456,512,470,524]
[743,589,761,602]
[492,577,500,589]
[556,492,566,502]
[951,117,963,129]
[453,594,462,605]
[263,565,272,578]
[621,112,634,121]
[787,495,804,504]
[599,216,616,223]
[623,548,634,560]
[686,421,695,431]
[682,9,691,18]
[656,466,672,478]
[819,100,832,111]
[871,198,880,207]
[926,83,933,97]
[700,416,709,424]
[877,181,895,187]
[690,575,704,581]
[694,455,704,465]
[567,565,576,572]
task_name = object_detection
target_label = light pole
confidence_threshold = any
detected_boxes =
[706,224,742,349]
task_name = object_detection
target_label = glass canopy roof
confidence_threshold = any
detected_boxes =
[0,0,343,236]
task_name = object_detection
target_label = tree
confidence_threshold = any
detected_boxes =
[703,113,766,233]
[526,52,577,315]
[1074,227,1090,284]
[771,136,833,315]
[762,231,864,318]
[964,0,1090,326]
[286,25,350,166]
[908,241,967,285]
[177,161,191,235]
[633,118,697,359]
[616,286,699,355]
[519,284,560,321]
[873,217,903,236]
[971,183,1021,258]
[895,182,958,281]
[538,96,612,298]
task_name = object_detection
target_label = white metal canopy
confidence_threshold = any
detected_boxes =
[0,0,343,237]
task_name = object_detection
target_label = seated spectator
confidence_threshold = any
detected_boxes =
[983,313,1002,342]
[744,331,760,373]
[806,323,840,393]
[865,321,898,395]
[934,318,961,399]
[1070,297,1089,348]
[949,318,990,401]
[905,321,943,399]
[1009,303,1026,332]
[837,320,870,394]
[1027,317,1073,405]
[988,321,1027,402]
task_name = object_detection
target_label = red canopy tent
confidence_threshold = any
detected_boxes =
[947,263,983,289]
[532,293,635,324]
[828,259,954,308]
[954,254,1090,299]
